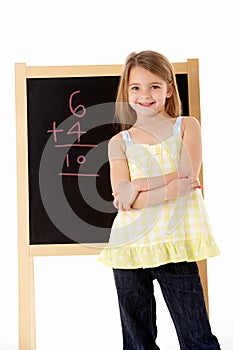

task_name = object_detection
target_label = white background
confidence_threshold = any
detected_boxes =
[0,0,232,349]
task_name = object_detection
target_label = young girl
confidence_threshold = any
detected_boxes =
[99,50,220,349]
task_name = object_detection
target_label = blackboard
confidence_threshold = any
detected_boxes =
[26,74,189,245]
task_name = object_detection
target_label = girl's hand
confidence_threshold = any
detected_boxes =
[166,175,201,200]
[112,180,139,211]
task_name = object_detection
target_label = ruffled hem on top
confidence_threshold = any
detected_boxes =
[98,236,220,269]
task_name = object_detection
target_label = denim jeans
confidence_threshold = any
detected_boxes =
[113,262,220,350]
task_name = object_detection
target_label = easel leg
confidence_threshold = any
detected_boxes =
[197,260,209,314]
[30,257,37,349]
[18,254,36,349]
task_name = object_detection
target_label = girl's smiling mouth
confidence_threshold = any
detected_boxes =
[138,101,155,107]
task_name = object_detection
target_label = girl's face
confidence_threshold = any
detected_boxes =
[128,66,173,118]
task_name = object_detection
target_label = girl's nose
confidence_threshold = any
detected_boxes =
[140,88,151,98]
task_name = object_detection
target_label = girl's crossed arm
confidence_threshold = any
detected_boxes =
[109,133,193,211]
[130,117,202,209]
[109,117,201,210]
[108,134,138,211]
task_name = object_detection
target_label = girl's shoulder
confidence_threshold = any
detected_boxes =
[181,116,201,135]
[110,131,124,141]
[108,130,127,154]
[182,115,200,124]
[109,131,126,145]
[181,116,200,125]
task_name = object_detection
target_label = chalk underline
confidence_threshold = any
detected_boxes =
[59,173,99,177]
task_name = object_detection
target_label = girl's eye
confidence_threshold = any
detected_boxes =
[152,85,160,89]
[130,86,139,91]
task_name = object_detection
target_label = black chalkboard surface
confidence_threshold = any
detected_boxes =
[27,74,189,245]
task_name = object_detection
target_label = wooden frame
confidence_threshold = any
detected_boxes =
[15,59,207,350]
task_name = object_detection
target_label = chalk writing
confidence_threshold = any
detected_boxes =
[58,173,100,177]
[47,121,64,142]
[69,90,86,118]
[66,154,70,167]
[47,90,98,177]
[76,155,86,164]
[55,144,97,148]
[67,121,86,142]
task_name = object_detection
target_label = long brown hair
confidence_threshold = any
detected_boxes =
[115,50,182,130]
